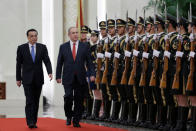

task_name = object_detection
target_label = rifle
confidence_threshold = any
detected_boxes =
[121,39,130,85]
[160,3,169,89]
[172,2,182,90]
[121,11,130,85]
[128,9,138,86]
[101,41,109,84]
[186,2,195,91]
[95,41,103,84]
[149,3,158,87]
[139,9,148,87]
[111,40,119,86]
[101,13,109,84]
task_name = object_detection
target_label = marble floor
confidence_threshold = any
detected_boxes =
[0,100,157,131]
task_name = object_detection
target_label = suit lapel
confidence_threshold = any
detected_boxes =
[25,43,34,62]
[67,42,74,62]
[35,44,39,63]
[75,42,82,62]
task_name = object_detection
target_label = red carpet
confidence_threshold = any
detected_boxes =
[0,118,127,131]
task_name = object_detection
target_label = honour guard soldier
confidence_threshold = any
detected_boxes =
[159,14,178,131]
[172,17,190,131]
[140,16,156,128]
[109,19,127,123]
[151,15,167,130]
[99,19,116,121]
[126,17,138,126]
[81,25,93,119]
[130,16,146,127]
[87,30,103,120]
[186,16,196,131]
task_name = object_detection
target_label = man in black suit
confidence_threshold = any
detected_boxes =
[56,27,95,128]
[16,29,52,128]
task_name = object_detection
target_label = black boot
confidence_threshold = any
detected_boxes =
[87,99,102,120]
[82,99,87,119]
[173,106,189,131]
[159,106,177,131]
[99,100,111,121]
[118,100,128,125]
[127,103,138,126]
[152,105,167,130]
[107,101,120,122]
[86,98,93,118]
[141,104,157,128]
[133,103,147,127]
[188,106,196,131]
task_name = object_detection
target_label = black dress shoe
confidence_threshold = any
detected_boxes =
[66,118,72,125]
[73,123,81,128]
[28,124,35,129]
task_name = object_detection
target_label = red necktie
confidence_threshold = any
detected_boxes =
[72,43,76,60]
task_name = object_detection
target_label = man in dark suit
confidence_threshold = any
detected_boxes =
[56,27,95,128]
[16,29,52,128]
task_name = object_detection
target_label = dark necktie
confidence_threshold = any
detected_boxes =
[31,45,35,62]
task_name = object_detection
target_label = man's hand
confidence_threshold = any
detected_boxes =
[56,79,62,83]
[49,74,53,81]
[90,76,95,82]
[16,81,21,87]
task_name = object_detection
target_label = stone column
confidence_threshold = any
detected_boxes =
[63,0,78,42]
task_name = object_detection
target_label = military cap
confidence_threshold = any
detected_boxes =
[155,15,164,25]
[99,21,106,29]
[146,16,154,25]
[91,30,99,37]
[116,19,126,27]
[137,17,144,25]
[179,17,188,27]
[107,19,115,27]
[127,17,135,26]
[81,25,91,33]
[166,14,177,27]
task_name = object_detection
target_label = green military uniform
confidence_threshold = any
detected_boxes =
[99,19,116,121]
[159,14,178,131]
[108,19,127,123]
[151,15,167,130]
[81,25,93,119]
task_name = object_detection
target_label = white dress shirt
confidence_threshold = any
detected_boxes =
[29,43,36,55]
[70,40,79,56]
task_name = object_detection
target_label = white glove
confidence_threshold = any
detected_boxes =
[153,34,157,40]
[142,36,147,42]
[189,33,194,42]
[177,34,183,41]
[125,34,129,43]
[176,51,183,57]
[97,53,104,59]
[125,50,132,57]
[113,38,117,44]
[114,52,121,58]
[133,49,139,57]
[104,38,108,44]
[189,51,195,58]
[142,52,149,59]
[164,35,169,41]
[105,51,112,58]
[153,49,160,57]
[164,51,171,58]
[134,35,138,42]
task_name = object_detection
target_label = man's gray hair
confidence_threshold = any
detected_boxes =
[68,27,77,34]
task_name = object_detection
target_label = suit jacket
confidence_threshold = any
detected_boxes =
[56,41,95,85]
[16,43,52,85]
